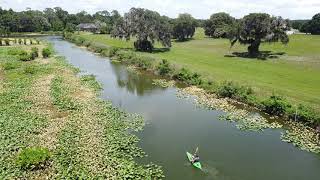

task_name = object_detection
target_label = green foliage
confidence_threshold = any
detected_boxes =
[80,74,102,92]
[157,59,172,75]
[42,48,52,58]
[3,61,20,70]
[204,12,235,38]
[112,8,172,51]
[229,13,289,57]
[8,48,27,56]
[216,81,255,104]
[19,53,32,61]
[24,65,37,74]
[261,95,291,116]
[173,68,202,85]
[16,147,51,170]
[18,39,23,45]
[302,13,320,35]
[288,104,320,125]
[51,76,79,110]
[172,13,196,41]
[30,47,39,60]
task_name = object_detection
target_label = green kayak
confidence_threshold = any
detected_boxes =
[186,152,202,169]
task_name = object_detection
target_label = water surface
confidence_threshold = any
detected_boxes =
[49,37,320,180]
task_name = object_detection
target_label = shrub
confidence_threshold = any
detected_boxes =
[83,40,91,47]
[42,48,52,58]
[16,147,51,170]
[19,53,32,61]
[288,104,320,125]
[157,59,172,76]
[108,47,119,57]
[24,39,27,45]
[30,47,39,60]
[261,95,291,116]
[8,48,27,56]
[136,56,153,70]
[3,61,20,70]
[24,65,37,74]
[0,38,2,46]
[216,81,255,103]
[5,39,10,46]
[173,68,202,85]
[18,39,22,45]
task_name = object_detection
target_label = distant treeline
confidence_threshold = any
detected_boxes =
[0,7,122,35]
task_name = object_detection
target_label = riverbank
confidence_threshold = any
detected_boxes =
[0,43,163,178]
[63,33,320,154]
[63,32,319,133]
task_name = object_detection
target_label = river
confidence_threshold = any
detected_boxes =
[48,36,320,180]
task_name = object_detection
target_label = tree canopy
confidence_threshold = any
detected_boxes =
[204,12,235,38]
[172,13,196,41]
[229,13,289,57]
[300,13,320,34]
[111,8,171,52]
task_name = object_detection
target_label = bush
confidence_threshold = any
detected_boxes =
[18,39,22,45]
[42,48,52,58]
[173,68,202,85]
[24,39,27,45]
[0,38,2,46]
[19,53,32,61]
[8,48,27,56]
[157,59,172,76]
[24,65,37,74]
[108,47,119,57]
[30,47,39,60]
[3,61,20,70]
[261,95,291,116]
[216,81,255,103]
[288,104,320,125]
[16,147,51,170]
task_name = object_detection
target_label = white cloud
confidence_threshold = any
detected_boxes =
[0,0,319,19]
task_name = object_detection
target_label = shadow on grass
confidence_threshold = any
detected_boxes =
[225,51,286,60]
[173,38,194,43]
[150,48,170,54]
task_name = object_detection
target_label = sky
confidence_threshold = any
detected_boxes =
[0,0,319,19]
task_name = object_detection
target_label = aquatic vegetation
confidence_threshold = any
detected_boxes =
[178,86,282,131]
[80,74,102,92]
[0,44,164,179]
[152,79,175,88]
[281,121,320,153]
[16,147,51,170]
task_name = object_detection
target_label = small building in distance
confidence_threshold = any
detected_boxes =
[76,23,99,33]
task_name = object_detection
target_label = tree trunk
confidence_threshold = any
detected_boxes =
[248,40,261,57]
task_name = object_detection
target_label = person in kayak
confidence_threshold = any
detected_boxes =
[191,147,200,163]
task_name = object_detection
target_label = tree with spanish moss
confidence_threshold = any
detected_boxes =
[172,13,196,41]
[204,12,235,38]
[111,8,171,52]
[229,13,290,57]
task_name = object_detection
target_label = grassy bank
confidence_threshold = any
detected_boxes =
[0,44,163,178]
[64,30,320,128]
[74,29,320,110]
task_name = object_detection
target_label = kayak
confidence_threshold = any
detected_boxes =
[186,152,202,169]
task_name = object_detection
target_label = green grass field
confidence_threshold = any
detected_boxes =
[76,28,320,110]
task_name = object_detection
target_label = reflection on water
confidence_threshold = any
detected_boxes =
[110,62,163,96]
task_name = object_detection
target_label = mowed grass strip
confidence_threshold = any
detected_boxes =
[77,28,320,110]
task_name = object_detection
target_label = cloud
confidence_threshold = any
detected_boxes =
[0,0,319,19]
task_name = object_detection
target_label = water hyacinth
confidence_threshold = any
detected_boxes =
[177,86,282,131]
[281,121,320,153]
[152,79,175,88]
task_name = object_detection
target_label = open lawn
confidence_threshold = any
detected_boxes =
[76,28,320,110]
